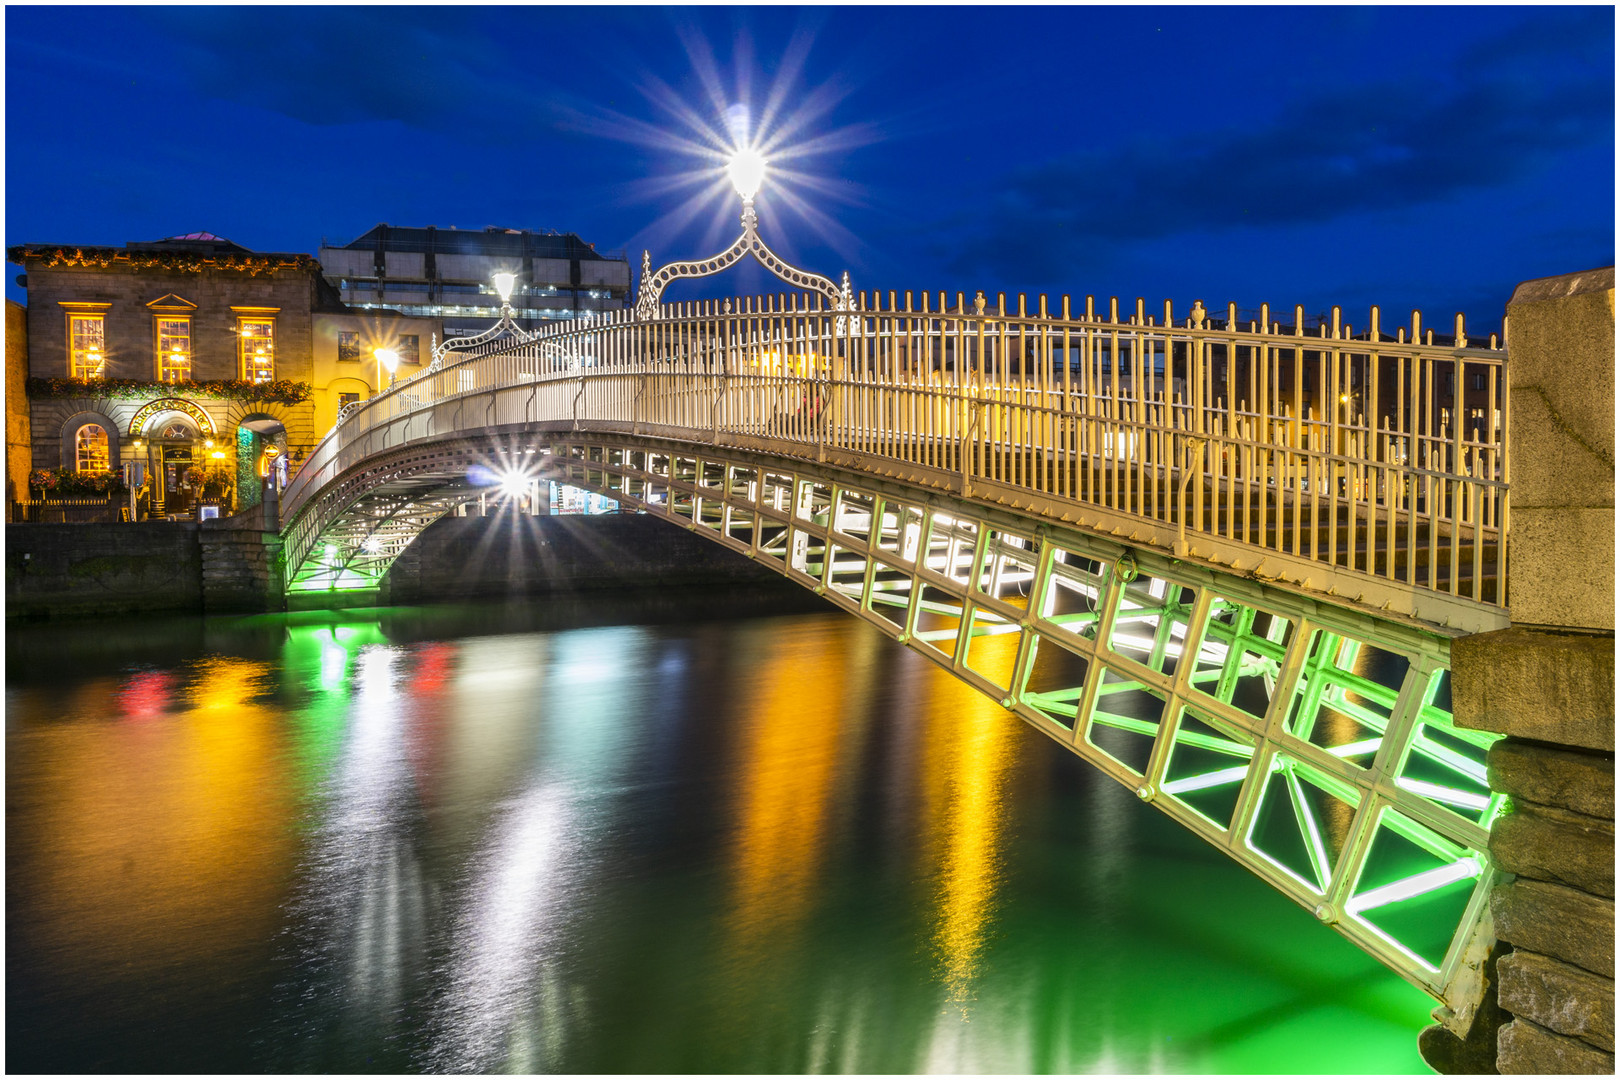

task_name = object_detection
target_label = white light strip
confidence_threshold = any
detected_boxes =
[1346,857,1481,915]
[1394,777,1492,812]
[1161,765,1249,795]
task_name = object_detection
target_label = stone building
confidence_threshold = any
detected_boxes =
[6,298,31,509]
[6,233,342,517]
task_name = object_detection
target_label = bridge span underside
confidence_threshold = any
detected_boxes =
[284,425,1502,1030]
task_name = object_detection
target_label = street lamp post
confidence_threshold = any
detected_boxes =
[633,148,852,319]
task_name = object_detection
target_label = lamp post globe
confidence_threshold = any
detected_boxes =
[727,149,767,201]
[374,347,400,388]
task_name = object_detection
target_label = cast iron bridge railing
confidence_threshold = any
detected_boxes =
[278,288,1512,1035]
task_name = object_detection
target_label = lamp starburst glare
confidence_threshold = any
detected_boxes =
[727,148,767,200]
[493,272,518,304]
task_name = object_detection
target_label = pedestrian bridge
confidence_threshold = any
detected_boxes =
[279,285,1511,1036]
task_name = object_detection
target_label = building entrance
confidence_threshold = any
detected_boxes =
[148,419,201,518]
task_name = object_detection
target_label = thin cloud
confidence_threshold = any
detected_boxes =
[943,10,1613,282]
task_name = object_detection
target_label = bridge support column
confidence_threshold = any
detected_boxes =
[1420,268,1615,1075]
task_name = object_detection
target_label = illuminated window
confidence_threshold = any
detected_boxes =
[338,391,360,408]
[397,334,420,364]
[70,315,106,378]
[75,424,110,473]
[337,331,363,362]
[157,318,192,382]
[239,318,275,383]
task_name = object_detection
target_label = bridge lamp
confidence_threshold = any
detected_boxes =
[362,536,383,555]
[493,272,518,305]
[375,348,400,388]
[498,470,532,500]
[727,148,767,200]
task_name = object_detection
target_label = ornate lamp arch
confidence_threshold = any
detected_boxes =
[634,190,853,321]
[130,397,217,438]
[428,275,539,369]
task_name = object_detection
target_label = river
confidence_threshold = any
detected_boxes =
[6,594,1436,1073]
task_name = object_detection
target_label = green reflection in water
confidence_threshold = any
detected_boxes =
[6,601,1437,1074]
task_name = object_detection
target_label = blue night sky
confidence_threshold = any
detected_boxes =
[6,5,1614,333]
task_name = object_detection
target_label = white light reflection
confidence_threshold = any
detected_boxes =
[432,782,581,1071]
[284,642,437,1042]
[427,626,648,1071]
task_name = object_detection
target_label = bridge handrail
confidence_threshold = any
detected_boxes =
[285,289,1508,614]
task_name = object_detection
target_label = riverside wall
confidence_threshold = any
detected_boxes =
[6,510,790,621]
[1419,267,1616,1075]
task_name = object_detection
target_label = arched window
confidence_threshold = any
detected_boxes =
[75,424,110,473]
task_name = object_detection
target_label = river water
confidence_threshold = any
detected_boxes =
[7,594,1436,1074]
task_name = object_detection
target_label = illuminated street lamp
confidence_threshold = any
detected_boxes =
[726,148,767,201]
[493,271,518,310]
[633,145,851,319]
[375,347,400,388]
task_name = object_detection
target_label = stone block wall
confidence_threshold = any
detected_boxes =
[198,501,285,613]
[384,511,786,602]
[5,521,202,618]
[1422,267,1616,1075]
[1457,629,1616,1073]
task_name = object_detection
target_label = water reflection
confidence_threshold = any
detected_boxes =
[917,635,1021,1014]
[6,602,1438,1074]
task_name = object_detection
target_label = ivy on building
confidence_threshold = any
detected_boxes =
[4,245,316,275]
[26,377,312,405]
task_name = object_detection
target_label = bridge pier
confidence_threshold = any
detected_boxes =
[1420,268,1615,1075]
[199,489,286,614]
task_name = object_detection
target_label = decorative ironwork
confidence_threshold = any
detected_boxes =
[428,289,538,368]
[634,186,852,320]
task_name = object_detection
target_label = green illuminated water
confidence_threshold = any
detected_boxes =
[6,597,1436,1073]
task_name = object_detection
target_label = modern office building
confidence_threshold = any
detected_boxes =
[316,224,632,340]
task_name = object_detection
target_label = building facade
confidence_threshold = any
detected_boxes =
[6,233,335,518]
[309,308,443,434]
[6,298,31,508]
[317,223,631,340]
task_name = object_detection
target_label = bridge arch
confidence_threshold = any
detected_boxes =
[278,284,1513,1031]
[283,420,1501,1027]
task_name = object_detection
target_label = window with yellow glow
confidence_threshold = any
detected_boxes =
[157,318,192,382]
[70,315,106,379]
[239,319,275,383]
[75,424,110,473]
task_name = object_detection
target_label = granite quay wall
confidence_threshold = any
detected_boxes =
[6,509,796,620]
[199,499,285,614]
[6,521,203,619]
[382,511,788,603]
[1420,267,1616,1075]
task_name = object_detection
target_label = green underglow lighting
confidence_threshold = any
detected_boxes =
[1410,733,1489,784]
[1392,778,1491,812]
[1161,765,1249,795]
[1346,857,1482,915]
[1289,772,1335,890]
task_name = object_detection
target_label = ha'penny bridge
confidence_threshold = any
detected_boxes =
[278,158,1519,1041]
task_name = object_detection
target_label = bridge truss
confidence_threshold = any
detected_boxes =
[544,437,1504,1031]
[276,286,1516,1031]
